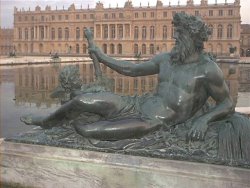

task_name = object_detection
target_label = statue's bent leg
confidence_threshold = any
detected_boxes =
[22,92,130,127]
[72,118,161,140]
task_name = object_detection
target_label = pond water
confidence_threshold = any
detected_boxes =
[0,62,249,137]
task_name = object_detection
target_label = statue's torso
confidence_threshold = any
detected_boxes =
[141,56,211,124]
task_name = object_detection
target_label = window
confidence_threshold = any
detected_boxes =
[209,10,213,16]
[142,26,147,39]
[208,24,213,39]
[134,44,138,54]
[65,27,69,40]
[163,12,167,17]
[76,14,80,19]
[111,25,116,38]
[41,16,44,21]
[227,24,233,39]
[142,44,146,54]
[58,28,62,40]
[151,12,154,18]
[18,16,22,21]
[83,14,86,19]
[58,15,62,20]
[51,28,55,40]
[163,25,167,39]
[143,12,146,18]
[118,25,123,39]
[52,15,55,20]
[90,14,94,19]
[83,44,87,54]
[110,44,115,54]
[18,28,22,39]
[25,28,28,40]
[111,13,116,19]
[65,15,69,20]
[103,44,107,54]
[76,27,80,40]
[219,10,223,16]
[135,12,138,18]
[217,25,223,39]
[195,11,199,16]
[117,44,122,54]
[134,26,139,39]
[103,25,108,39]
[119,13,124,18]
[104,13,108,19]
[31,28,34,39]
[76,44,80,54]
[31,16,34,21]
[150,26,155,39]
[228,10,233,16]
[25,16,28,21]
[150,44,154,54]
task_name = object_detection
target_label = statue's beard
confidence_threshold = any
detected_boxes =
[170,36,196,65]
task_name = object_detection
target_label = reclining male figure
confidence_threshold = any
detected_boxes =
[21,13,234,141]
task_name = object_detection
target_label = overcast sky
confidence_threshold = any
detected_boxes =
[0,0,249,28]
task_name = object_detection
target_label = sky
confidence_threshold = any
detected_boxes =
[0,0,249,28]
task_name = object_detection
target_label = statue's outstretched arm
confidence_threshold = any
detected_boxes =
[89,47,164,77]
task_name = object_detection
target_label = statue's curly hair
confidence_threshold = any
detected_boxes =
[172,13,211,51]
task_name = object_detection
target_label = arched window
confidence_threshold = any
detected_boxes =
[163,25,167,39]
[51,28,55,40]
[118,25,123,39]
[76,44,80,54]
[207,43,213,53]
[134,44,138,54]
[150,44,154,54]
[142,44,146,54]
[216,43,223,55]
[83,44,87,54]
[25,28,28,40]
[83,27,87,39]
[31,27,34,39]
[142,26,147,39]
[227,24,233,39]
[65,27,69,40]
[76,27,80,40]
[150,26,155,39]
[208,24,213,39]
[103,44,107,54]
[134,26,139,39]
[58,27,62,40]
[217,24,223,39]
[117,44,122,54]
[110,44,115,54]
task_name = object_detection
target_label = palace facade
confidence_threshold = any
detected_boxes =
[0,28,14,55]
[13,0,241,57]
[240,24,250,57]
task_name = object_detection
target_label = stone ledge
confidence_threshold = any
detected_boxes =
[1,140,250,188]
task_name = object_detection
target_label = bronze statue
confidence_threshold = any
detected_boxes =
[20,13,250,165]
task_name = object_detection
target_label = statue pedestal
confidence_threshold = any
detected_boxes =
[1,139,250,188]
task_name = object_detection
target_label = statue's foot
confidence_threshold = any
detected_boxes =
[20,114,45,126]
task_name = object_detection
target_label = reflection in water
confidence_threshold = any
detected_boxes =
[12,63,158,107]
[0,62,248,107]
[0,61,249,137]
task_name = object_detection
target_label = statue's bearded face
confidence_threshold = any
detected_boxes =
[170,28,196,64]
